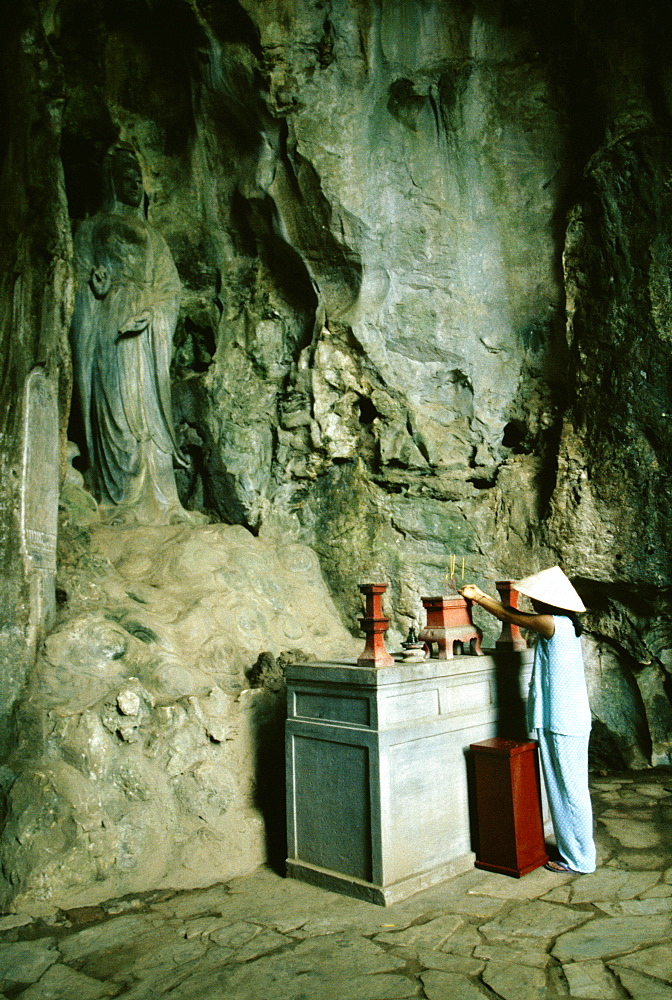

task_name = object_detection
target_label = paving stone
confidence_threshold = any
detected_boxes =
[207,920,262,949]
[430,894,506,918]
[114,950,216,1000]
[541,885,573,903]
[467,867,570,899]
[610,967,672,1000]
[0,915,33,932]
[599,817,662,848]
[89,933,212,1000]
[375,915,463,951]
[599,806,647,819]
[595,897,672,915]
[261,930,409,977]
[57,915,162,964]
[290,910,416,939]
[481,960,546,1000]
[607,850,672,870]
[272,915,311,934]
[543,965,571,996]
[218,868,384,933]
[179,967,420,1000]
[232,928,291,962]
[181,914,235,939]
[552,914,672,962]
[642,883,672,898]
[17,962,116,999]
[607,942,672,982]
[125,934,209,976]
[592,792,624,804]
[562,960,622,999]
[159,933,417,1000]
[0,940,59,985]
[58,916,178,985]
[479,900,592,941]
[437,923,481,955]
[148,884,232,920]
[421,970,488,1000]
[415,950,485,976]
[633,785,670,799]
[473,941,550,969]
[610,792,654,805]
[405,870,497,907]
[569,868,660,902]
[270,891,419,940]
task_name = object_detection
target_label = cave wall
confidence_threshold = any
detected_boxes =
[49,0,672,769]
[546,3,672,767]
[0,0,671,908]
[0,2,73,760]
[54,0,575,620]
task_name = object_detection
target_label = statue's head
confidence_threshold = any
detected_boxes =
[102,143,144,211]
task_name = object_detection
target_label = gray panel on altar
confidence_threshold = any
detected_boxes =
[292,736,371,881]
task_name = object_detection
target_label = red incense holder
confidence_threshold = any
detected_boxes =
[418,595,483,659]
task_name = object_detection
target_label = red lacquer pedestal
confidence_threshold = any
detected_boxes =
[357,583,394,668]
[470,738,548,877]
[419,596,483,658]
[495,581,527,652]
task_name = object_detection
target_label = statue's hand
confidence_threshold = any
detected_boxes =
[119,310,152,336]
[90,266,111,299]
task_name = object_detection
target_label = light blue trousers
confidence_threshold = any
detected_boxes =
[535,729,596,873]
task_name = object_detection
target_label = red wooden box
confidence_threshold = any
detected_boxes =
[470,738,548,877]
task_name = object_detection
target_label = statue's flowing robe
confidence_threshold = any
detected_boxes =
[71,210,186,522]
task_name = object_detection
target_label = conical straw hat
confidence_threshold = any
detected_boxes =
[512,566,586,613]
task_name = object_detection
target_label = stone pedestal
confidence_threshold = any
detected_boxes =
[285,650,533,905]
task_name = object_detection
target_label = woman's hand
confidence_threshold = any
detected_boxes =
[460,584,486,603]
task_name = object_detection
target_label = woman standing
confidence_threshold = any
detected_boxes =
[460,567,596,874]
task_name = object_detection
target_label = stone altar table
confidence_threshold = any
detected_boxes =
[285,649,534,905]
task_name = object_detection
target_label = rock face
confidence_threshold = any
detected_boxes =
[0,500,356,912]
[0,2,73,758]
[1,0,672,907]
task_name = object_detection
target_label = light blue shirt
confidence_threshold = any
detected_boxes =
[526,615,592,736]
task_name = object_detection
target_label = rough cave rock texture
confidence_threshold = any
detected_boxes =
[0,497,356,913]
[0,0,672,907]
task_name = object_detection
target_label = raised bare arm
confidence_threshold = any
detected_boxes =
[459,584,555,639]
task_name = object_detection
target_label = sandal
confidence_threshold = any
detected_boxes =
[545,860,581,874]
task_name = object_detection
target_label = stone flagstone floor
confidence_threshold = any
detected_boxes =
[0,770,670,1000]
